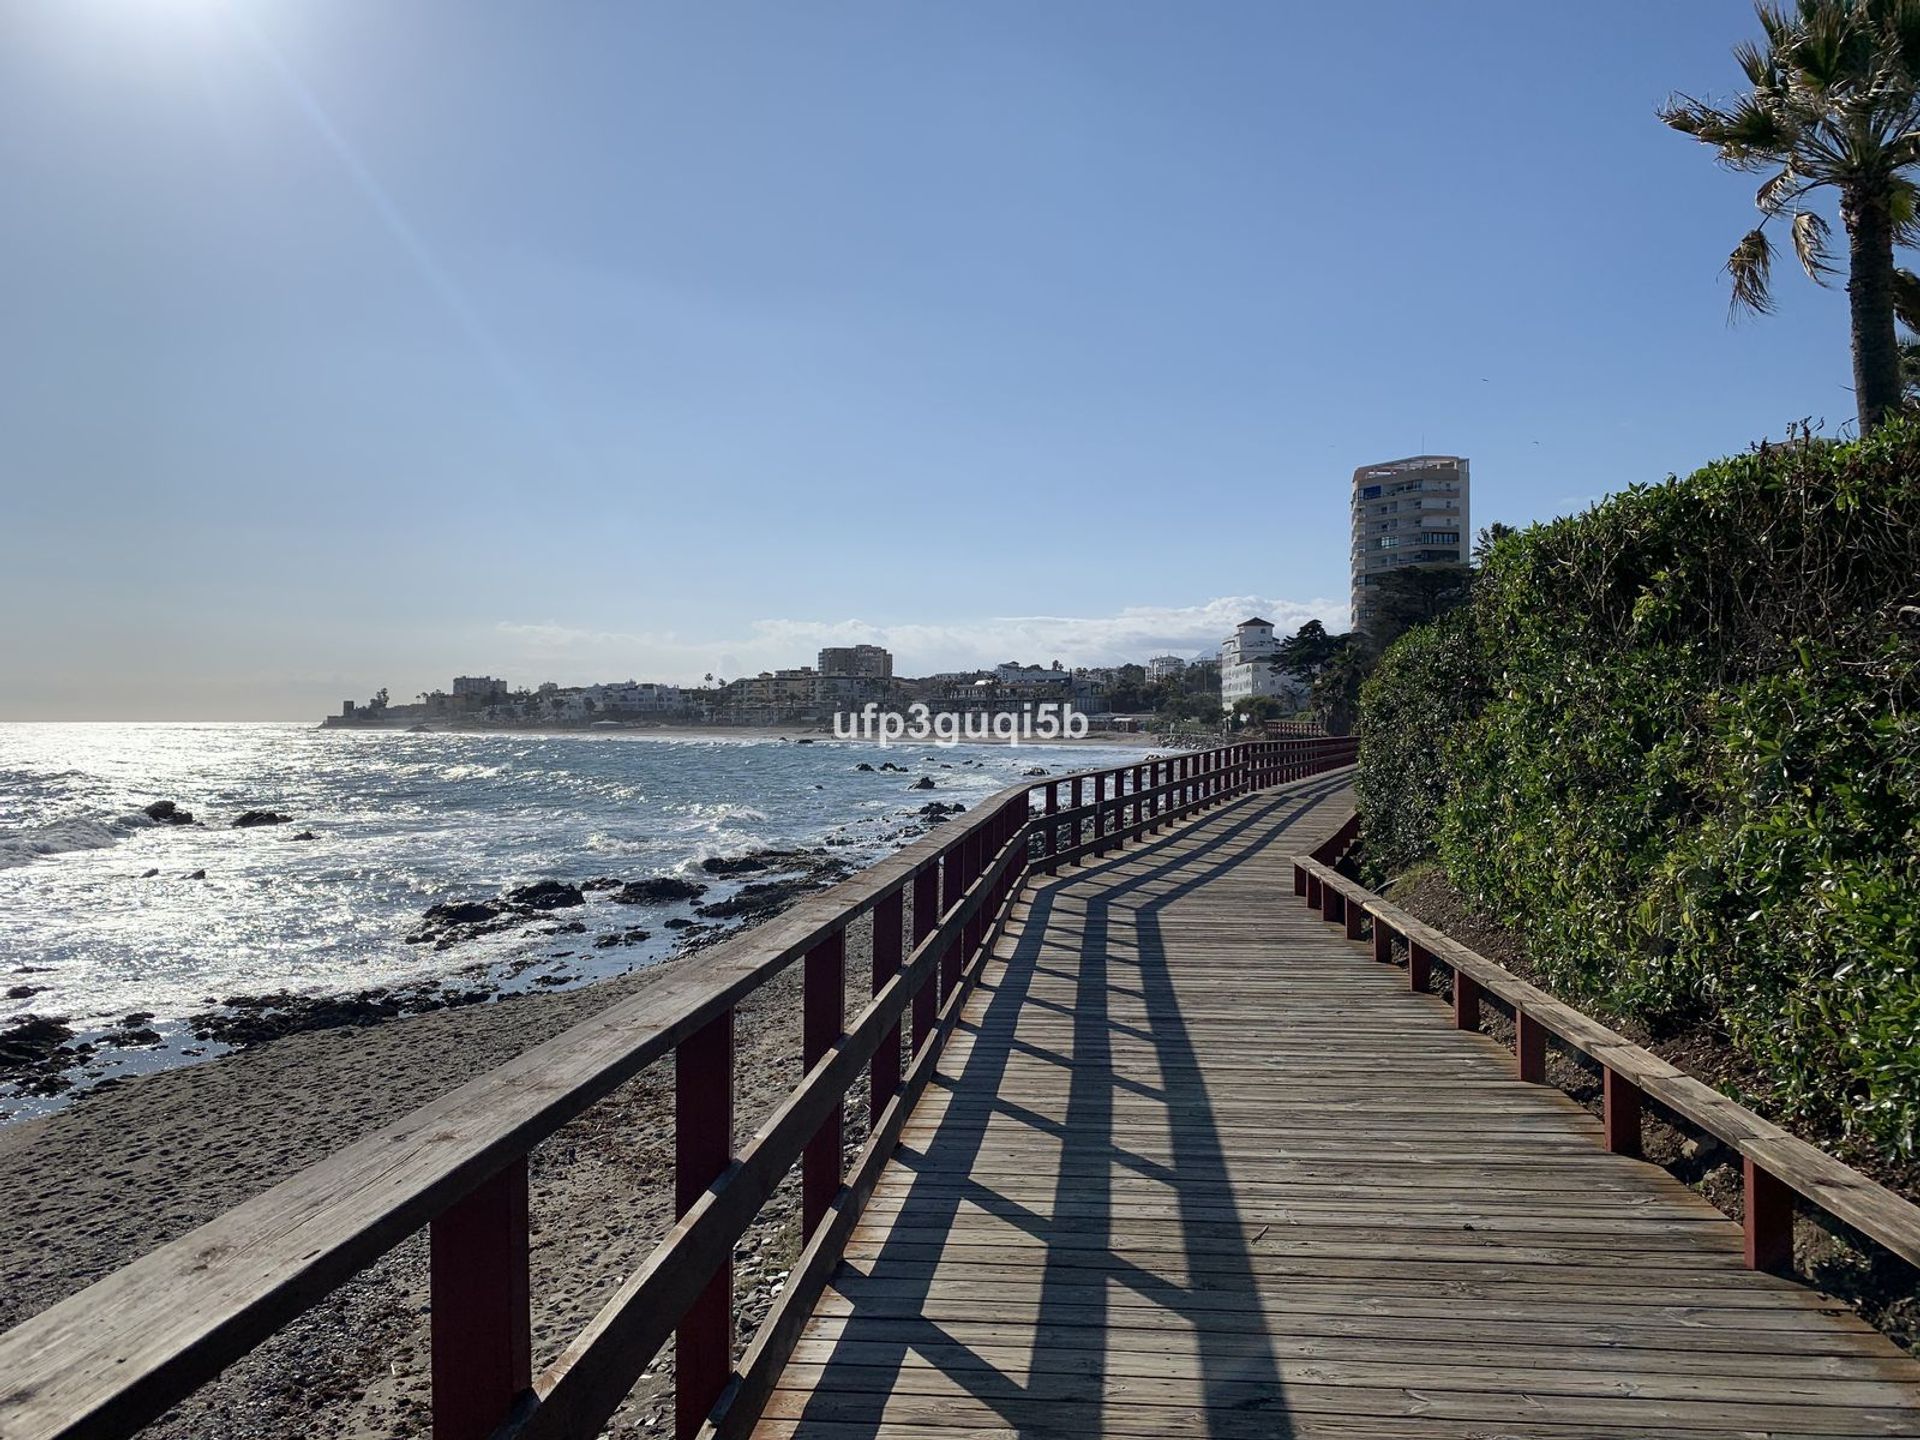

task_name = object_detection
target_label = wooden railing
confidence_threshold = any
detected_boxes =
[1261,718,1327,739]
[1291,844,1920,1280]
[0,736,1355,1440]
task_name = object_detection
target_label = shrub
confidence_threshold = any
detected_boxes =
[1357,422,1920,1157]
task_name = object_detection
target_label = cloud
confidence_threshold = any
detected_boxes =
[493,594,1348,686]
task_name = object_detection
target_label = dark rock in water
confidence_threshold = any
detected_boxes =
[855,762,874,772]
[916,801,967,823]
[425,899,501,926]
[232,810,291,828]
[1024,767,1049,777]
[663,916,697,930]
[581,877,623,892]
[140,868,159,879]
[185,869,207,881]
[879,762,907,773]
[6,985,38,1001]
[696,876,822,921]
[594,928,652,949]
[701,854,770,876]
[611,876,708,905]
[289,831,317,841]
[1,1014,76,1084]
[544,920,588,935]
[910,777,936,790]
[144,800,194,825]
[506,880,585,910]
[100,1019,162,1048]
[794,737,815,744]
[187,981,493,1047]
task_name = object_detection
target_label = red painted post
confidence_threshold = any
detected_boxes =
[802,931,845,1235]
[1320,881,1342,925]
[1293,862,1307,897]
[1744,1157,1793,1273]
[1070,775,1084,860]
[911,861,938,1051]
[1044,780,1059,874]
[430,1158,531,1440]
[941,836,969,996]
[1344,896,1365,941]
[1408,941,1432,992]
[1305,872,1321,910]
[674,1011,732,1440]
[961,827,985,964]
[1133,763,1146,835]
[1454,970,1481,1031]
[1516,1009,1547,1083]
[1371,916,1393,964]
[1603,1068,1642,1158]
[870,889,904,1124]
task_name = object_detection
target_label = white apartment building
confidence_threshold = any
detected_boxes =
[994,661,1067,688]
[589,681,683,713]
[1219,618,1302,713]
[1350,455,1470,632]
[1147,655,1187,683]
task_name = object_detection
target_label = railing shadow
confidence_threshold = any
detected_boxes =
[784,775,1352,1436]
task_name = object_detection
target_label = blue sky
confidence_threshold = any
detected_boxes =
[0,0,1862,717]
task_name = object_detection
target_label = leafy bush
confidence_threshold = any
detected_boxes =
[1357,423,1920,1158]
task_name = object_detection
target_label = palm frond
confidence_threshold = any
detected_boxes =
[1791,208,1837,280]
[1892,266,1920,331]
[1727,226,1778,316]
[1892,174,1920,245]
[1756,166,1805,213]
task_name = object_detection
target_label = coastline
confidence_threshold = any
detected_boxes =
[0,907,878,1438]
[317,720,1173,748]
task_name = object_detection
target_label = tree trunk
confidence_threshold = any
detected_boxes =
[1843,185,1901,431]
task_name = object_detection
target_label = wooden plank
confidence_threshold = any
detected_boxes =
[748,780,1920,1439]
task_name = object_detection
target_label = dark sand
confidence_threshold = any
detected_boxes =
[0,912,881,1439]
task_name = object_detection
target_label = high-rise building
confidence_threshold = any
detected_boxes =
[1350,456,1470,632]
[817,644,893,680]
[1147,655,1187,683]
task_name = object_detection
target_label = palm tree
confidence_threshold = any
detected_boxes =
[1660,0,1920,430]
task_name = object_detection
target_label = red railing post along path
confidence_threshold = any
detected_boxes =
[1603,1067,1642,1158]
[674,1010,733,1440]
[802,931,845,1234]
[430,1158,532,1440]
[910,861,938,1052]
[870,890,903,1123]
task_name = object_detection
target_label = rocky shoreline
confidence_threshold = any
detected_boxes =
[2,768,1000,1111]
[0,894,896,1438]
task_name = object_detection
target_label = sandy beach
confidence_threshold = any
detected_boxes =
[0,908,887,1439]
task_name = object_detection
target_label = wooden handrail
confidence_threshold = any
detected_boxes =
[1291,849,1920,1277]
[0,737,1355,1440]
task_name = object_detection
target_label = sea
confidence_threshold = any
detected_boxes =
[0,723,1146,1121]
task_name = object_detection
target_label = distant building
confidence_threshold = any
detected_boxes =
[452,675,509,701]
[590,681,683,714]
[1147,655,1187,683]
[1219,618,1302,714]
[994,661,1066,688]
[818,644,893,680]
[1350,455,1470,632]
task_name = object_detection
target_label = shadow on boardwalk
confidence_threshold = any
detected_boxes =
[786,776,1352,1438]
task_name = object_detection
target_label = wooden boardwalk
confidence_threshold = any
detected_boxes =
[750,776,1920,1439]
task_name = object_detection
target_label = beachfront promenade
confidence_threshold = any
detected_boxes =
[755,779,1920,1438]
[3,742,1919,1439]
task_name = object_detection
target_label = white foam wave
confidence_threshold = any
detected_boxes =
[0,816,133,869]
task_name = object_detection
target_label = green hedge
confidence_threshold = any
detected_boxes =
[1357,424,1920,1159]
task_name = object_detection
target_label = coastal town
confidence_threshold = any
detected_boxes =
[319,621,1314,733]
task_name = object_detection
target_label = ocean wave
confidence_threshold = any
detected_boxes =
[0,815,137,869]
